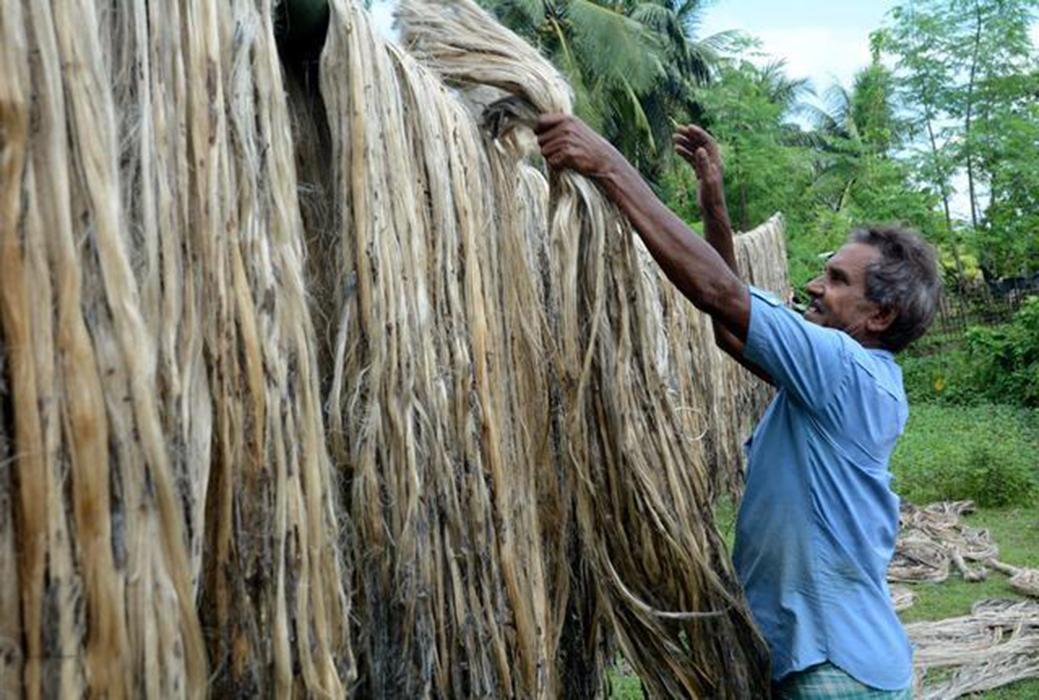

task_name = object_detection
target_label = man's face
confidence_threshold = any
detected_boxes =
[804,242,884,341]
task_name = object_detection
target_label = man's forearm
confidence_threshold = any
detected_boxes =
[595,157,749,340]
[696,173,774,384]
[701,198,738,273]
[698,196,773,382]
[699,191,744,347]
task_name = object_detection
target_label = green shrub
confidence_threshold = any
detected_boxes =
[902,297,1039,408]
[891,404,1039,507]
[964,297,1039,407]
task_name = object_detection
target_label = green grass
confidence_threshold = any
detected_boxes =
[890,404,1039,507]
[606,666,643,699]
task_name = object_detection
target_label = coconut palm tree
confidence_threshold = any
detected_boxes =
[805,49,907,213]
[479,0,728,177]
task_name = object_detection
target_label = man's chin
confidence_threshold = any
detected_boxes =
[804,308,824,325]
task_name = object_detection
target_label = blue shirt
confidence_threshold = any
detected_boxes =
[733,286,913,690]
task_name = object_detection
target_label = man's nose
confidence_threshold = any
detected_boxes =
[805,277,823,296]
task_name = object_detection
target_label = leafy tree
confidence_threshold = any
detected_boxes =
[883,0,1039,278]
[684,55,814,231]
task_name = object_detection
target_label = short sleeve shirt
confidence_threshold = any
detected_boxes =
[733,286,913,690]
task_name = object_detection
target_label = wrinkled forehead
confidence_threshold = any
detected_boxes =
[827,242,881,282]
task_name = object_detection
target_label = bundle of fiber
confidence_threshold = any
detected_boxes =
[315,2,567,695]
[890,584,917,612]
[0,0,350,695]
[397,1,770,696]
[988,560,1039,598]
[889,502,999,584]
[908,599,1039,699]
[1,357,17,695]
[1,0,789,695]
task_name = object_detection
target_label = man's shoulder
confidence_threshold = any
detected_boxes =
[844,344,905,404]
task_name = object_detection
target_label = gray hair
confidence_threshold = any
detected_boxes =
[850,226,942,353]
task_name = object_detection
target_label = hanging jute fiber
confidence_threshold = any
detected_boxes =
[1,1,349,696]
[0,0,789,696]
[394,1,776,695]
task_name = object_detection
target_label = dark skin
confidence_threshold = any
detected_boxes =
[672,124,770,381]
[535,114,899,373]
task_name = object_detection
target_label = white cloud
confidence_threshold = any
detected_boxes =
[737,26,874,95]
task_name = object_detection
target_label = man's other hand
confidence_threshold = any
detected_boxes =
[535,113,620,178]
[673,124,725,214]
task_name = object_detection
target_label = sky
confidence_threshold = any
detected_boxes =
[372,0,1038,94]
[697,0,899,96]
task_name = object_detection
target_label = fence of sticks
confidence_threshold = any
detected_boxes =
[0,0,790,697]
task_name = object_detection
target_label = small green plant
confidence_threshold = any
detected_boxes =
[900,350,977,404]
[959,443,1039,507]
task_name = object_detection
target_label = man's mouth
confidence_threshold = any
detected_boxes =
[806,299,824,316]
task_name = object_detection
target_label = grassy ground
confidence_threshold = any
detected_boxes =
[608,404,1039,698]
[891,405,1039,699]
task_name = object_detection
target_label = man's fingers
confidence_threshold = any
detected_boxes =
[535,112,569,135]
[540,129,569,153]
[677,124,721,161]
[544,142,571,169]
[672,134,697,161]
[540,135,573,170]
[679,124,709,139]
[537,127,562,147]
[674,143,695,162]
[694,147,710,170]
[677,124,711,145]
[673,136,714,174]
[541,137,568,159]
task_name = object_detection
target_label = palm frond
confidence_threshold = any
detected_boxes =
[505,0,547,26]
[620,76,657,152]
[568,0,664,92]
[629,3,674,34]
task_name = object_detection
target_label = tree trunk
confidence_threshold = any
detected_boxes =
[925,115,964,285]
[925,117,954,233]
[963,0,983,231]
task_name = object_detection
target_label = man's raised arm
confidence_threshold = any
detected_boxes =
[673,125,773,384]
[536,113,752,343]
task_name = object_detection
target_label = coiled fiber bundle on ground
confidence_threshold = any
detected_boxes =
[0,0,786,696]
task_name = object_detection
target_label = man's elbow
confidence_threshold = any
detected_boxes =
[711,324,731,351]
[702,273,745,320]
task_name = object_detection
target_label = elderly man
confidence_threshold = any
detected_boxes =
[535,113,940,698]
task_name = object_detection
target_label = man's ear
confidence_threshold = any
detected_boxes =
[866,304,898,334]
